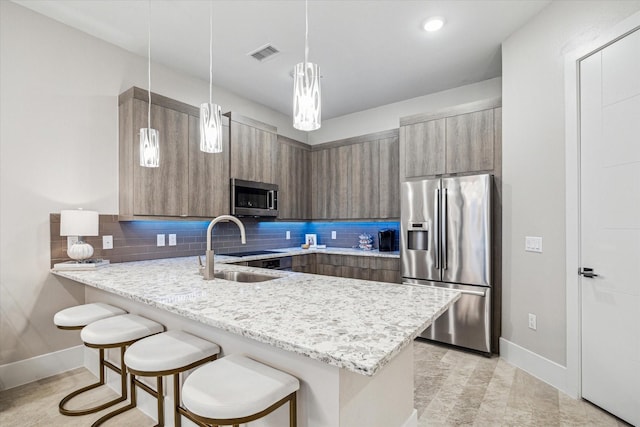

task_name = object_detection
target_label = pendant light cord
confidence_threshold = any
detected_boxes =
[147,0,151,131]
[304,0,309,66]
[209,0,213,104]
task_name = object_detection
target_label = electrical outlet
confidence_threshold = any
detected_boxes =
[528,313,537,330]
[168,234,177,246]
[67,236,78,250]
[525,236,543,253]
[286,231,291,240]
[331,231,337,239]
[157,234,165,247]
[102,235,113,250]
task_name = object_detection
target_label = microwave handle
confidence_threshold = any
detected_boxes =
[268,190,276,210]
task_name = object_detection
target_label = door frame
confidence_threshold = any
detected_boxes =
[564,10,640,399]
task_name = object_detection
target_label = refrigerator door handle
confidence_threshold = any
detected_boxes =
[435,188,440,269]
[442,188,448,270]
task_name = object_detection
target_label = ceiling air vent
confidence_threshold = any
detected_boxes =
[249,44,280,62]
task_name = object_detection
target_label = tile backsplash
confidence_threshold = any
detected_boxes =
[50,214,398,267]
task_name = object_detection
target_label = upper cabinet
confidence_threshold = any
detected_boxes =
[400,98,501,180]
[228,113,278,185]
[276,135,311,220]
[311,129,400,220]
[118,87,229,219]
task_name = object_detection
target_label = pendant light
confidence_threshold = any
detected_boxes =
[140,0,160,167]
[293,0,321,131]
[200,0,223,153]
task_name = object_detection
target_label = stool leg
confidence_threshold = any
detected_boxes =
[59,347,127,416]
[157,376,164,427]
[173,373,181,427]
[91,369,137,427]
[290,393,297,427]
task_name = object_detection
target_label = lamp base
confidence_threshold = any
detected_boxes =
[53,259,110,271]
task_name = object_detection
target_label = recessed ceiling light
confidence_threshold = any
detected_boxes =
[423,17,445,32]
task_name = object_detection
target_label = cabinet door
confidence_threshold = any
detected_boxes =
[402,119,445,178]
[378,136,399,218]
[350,141,379,218]
[133,100,189,216]
[187,116,230,217]
[276,138,310,219]
[445,109,494,173]
[311,149,328,219]
[230,121,277,183]
[328,145,351,219]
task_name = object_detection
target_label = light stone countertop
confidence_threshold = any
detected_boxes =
[52,256,458,376]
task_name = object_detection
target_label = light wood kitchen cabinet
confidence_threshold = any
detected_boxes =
[188,116,230,217]
[119,87,229,219]
[378,136,400,218]
[311,129,399,220]
[314,254,400,284]
[399,98,501,180]
[228,113,278,185]
[401,119,445,178]
[276,135,311,219]
[445,109,494,174]
[292,254,316,274]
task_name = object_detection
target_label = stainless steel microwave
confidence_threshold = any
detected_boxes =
[230,178,278,217]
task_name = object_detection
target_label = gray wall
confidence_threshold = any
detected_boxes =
[501,0,640,365]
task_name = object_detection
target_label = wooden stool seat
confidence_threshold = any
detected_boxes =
[181,354,299,427]
[92,330,220,427]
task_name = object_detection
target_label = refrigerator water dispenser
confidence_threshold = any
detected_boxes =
[407,222,429,250]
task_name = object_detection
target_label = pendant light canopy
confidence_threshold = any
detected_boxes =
[200,0,223,153]
[293,0,321,131]
[140,0,159,167]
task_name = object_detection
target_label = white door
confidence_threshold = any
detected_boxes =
[579,27,640,426]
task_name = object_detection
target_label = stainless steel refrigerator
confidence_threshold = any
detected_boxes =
[401,174,492,354]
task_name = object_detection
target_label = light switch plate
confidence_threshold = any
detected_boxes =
[528,313,537,330]
[157,234,165,247]
[525,236,543,253]
[286,231,290,240]
[168,234,177,246]
[102,235,113,250]
[331,231,337,239]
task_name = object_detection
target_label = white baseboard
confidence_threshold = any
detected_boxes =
[402,409,418,427]
[0,345,84,391]
[499,337,571,396]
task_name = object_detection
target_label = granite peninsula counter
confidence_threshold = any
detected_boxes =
[52,256,459,427]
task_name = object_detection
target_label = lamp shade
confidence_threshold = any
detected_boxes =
[60,209,99,237]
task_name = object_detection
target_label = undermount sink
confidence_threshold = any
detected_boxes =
[213,271,276,283]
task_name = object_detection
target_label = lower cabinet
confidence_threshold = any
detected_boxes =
[292,254,317,274]
[314,254,400,284]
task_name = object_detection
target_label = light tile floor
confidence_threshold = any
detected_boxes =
[413,339,631,426]
[0,340,631,426]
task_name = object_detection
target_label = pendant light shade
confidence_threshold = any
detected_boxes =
[200,0,223,153]
[140,0,159,168]
[293,0,321,131]
[293,61,321,131]
[140,128,160,167]
[200,102,223,153]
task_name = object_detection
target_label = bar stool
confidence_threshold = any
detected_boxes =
[54,303,126,415]
[60,313,164,416]
[92,330,220,427]
[179,354,300,427]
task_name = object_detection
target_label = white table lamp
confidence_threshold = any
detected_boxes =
[60,209,99,262]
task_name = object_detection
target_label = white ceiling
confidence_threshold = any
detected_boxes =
[14,0,549,120]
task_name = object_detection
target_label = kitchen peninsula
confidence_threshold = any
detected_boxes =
[52,256,460,427]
